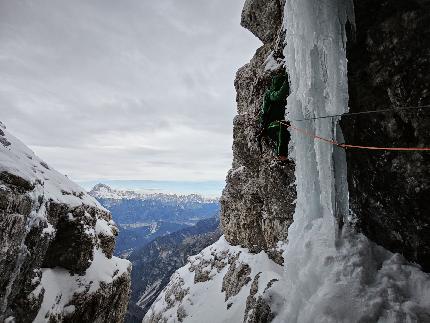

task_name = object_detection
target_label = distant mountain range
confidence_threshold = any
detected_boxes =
[88,184,222,322]
[79,179,224,197]
[88,183,220,256]
[125,217,222,323]
[89,183,218,203]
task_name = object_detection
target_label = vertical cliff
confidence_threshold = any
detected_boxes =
[145,2,295,322]
[221,0,296,255]
[0,121,131,322]
[341,0,430,271]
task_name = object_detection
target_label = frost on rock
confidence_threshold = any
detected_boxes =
[0,123,131,322]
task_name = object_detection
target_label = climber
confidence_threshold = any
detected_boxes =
[257,71,291,161]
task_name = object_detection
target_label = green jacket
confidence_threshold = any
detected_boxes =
[259,74,289,129]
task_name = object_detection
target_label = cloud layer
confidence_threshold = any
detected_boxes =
[0,0,259,181]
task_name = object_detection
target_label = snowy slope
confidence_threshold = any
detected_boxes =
[0,121,131,322]
[144,236,285,323]
[0,121,100,208]
[145,234,430,323]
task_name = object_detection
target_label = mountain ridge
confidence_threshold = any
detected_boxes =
[89,183,219,203]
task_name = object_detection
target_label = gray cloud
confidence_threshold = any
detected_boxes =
[0,0,260,181]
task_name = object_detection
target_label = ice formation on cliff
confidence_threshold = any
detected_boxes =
[276,0,430,321]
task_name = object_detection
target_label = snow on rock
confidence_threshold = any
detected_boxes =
[0,123,101,209]
[33,248,130,322]
[143,236,284,323]
[0,122,131,322]
[95,218,116,237]
[137,279,164,308]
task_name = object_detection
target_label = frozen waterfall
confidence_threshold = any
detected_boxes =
[274,0,430,322]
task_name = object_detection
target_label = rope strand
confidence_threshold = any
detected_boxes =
[290,104,430,122]
[283,122,430,152]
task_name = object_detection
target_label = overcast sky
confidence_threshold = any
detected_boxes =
[0,0,259,182]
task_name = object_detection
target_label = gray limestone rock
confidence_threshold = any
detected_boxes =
[241,0,282,43]
[244,273,275,323]
[221,1,296,252]
[222,259,252,301]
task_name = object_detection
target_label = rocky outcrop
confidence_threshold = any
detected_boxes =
[221,0,296,254]
[143,237,283,323]
[222,258,252,301]
[0,122,131,322]
[341,0,430,271]
[243,274,275,323]
[241,0,283,43]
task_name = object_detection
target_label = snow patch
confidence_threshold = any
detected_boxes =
[95,218,114,237]
[264,52,283,71]
[33,248,130,321]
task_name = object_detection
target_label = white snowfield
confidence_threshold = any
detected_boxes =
[146,0,430,322]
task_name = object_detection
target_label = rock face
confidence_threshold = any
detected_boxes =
[241,0,283,43]
[0,122,131,322]
[341,0,430,271]
[221,0,296,254]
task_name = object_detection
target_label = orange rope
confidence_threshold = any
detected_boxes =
[283,122,430,151]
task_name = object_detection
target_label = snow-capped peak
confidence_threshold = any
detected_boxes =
[89,183,219,203]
